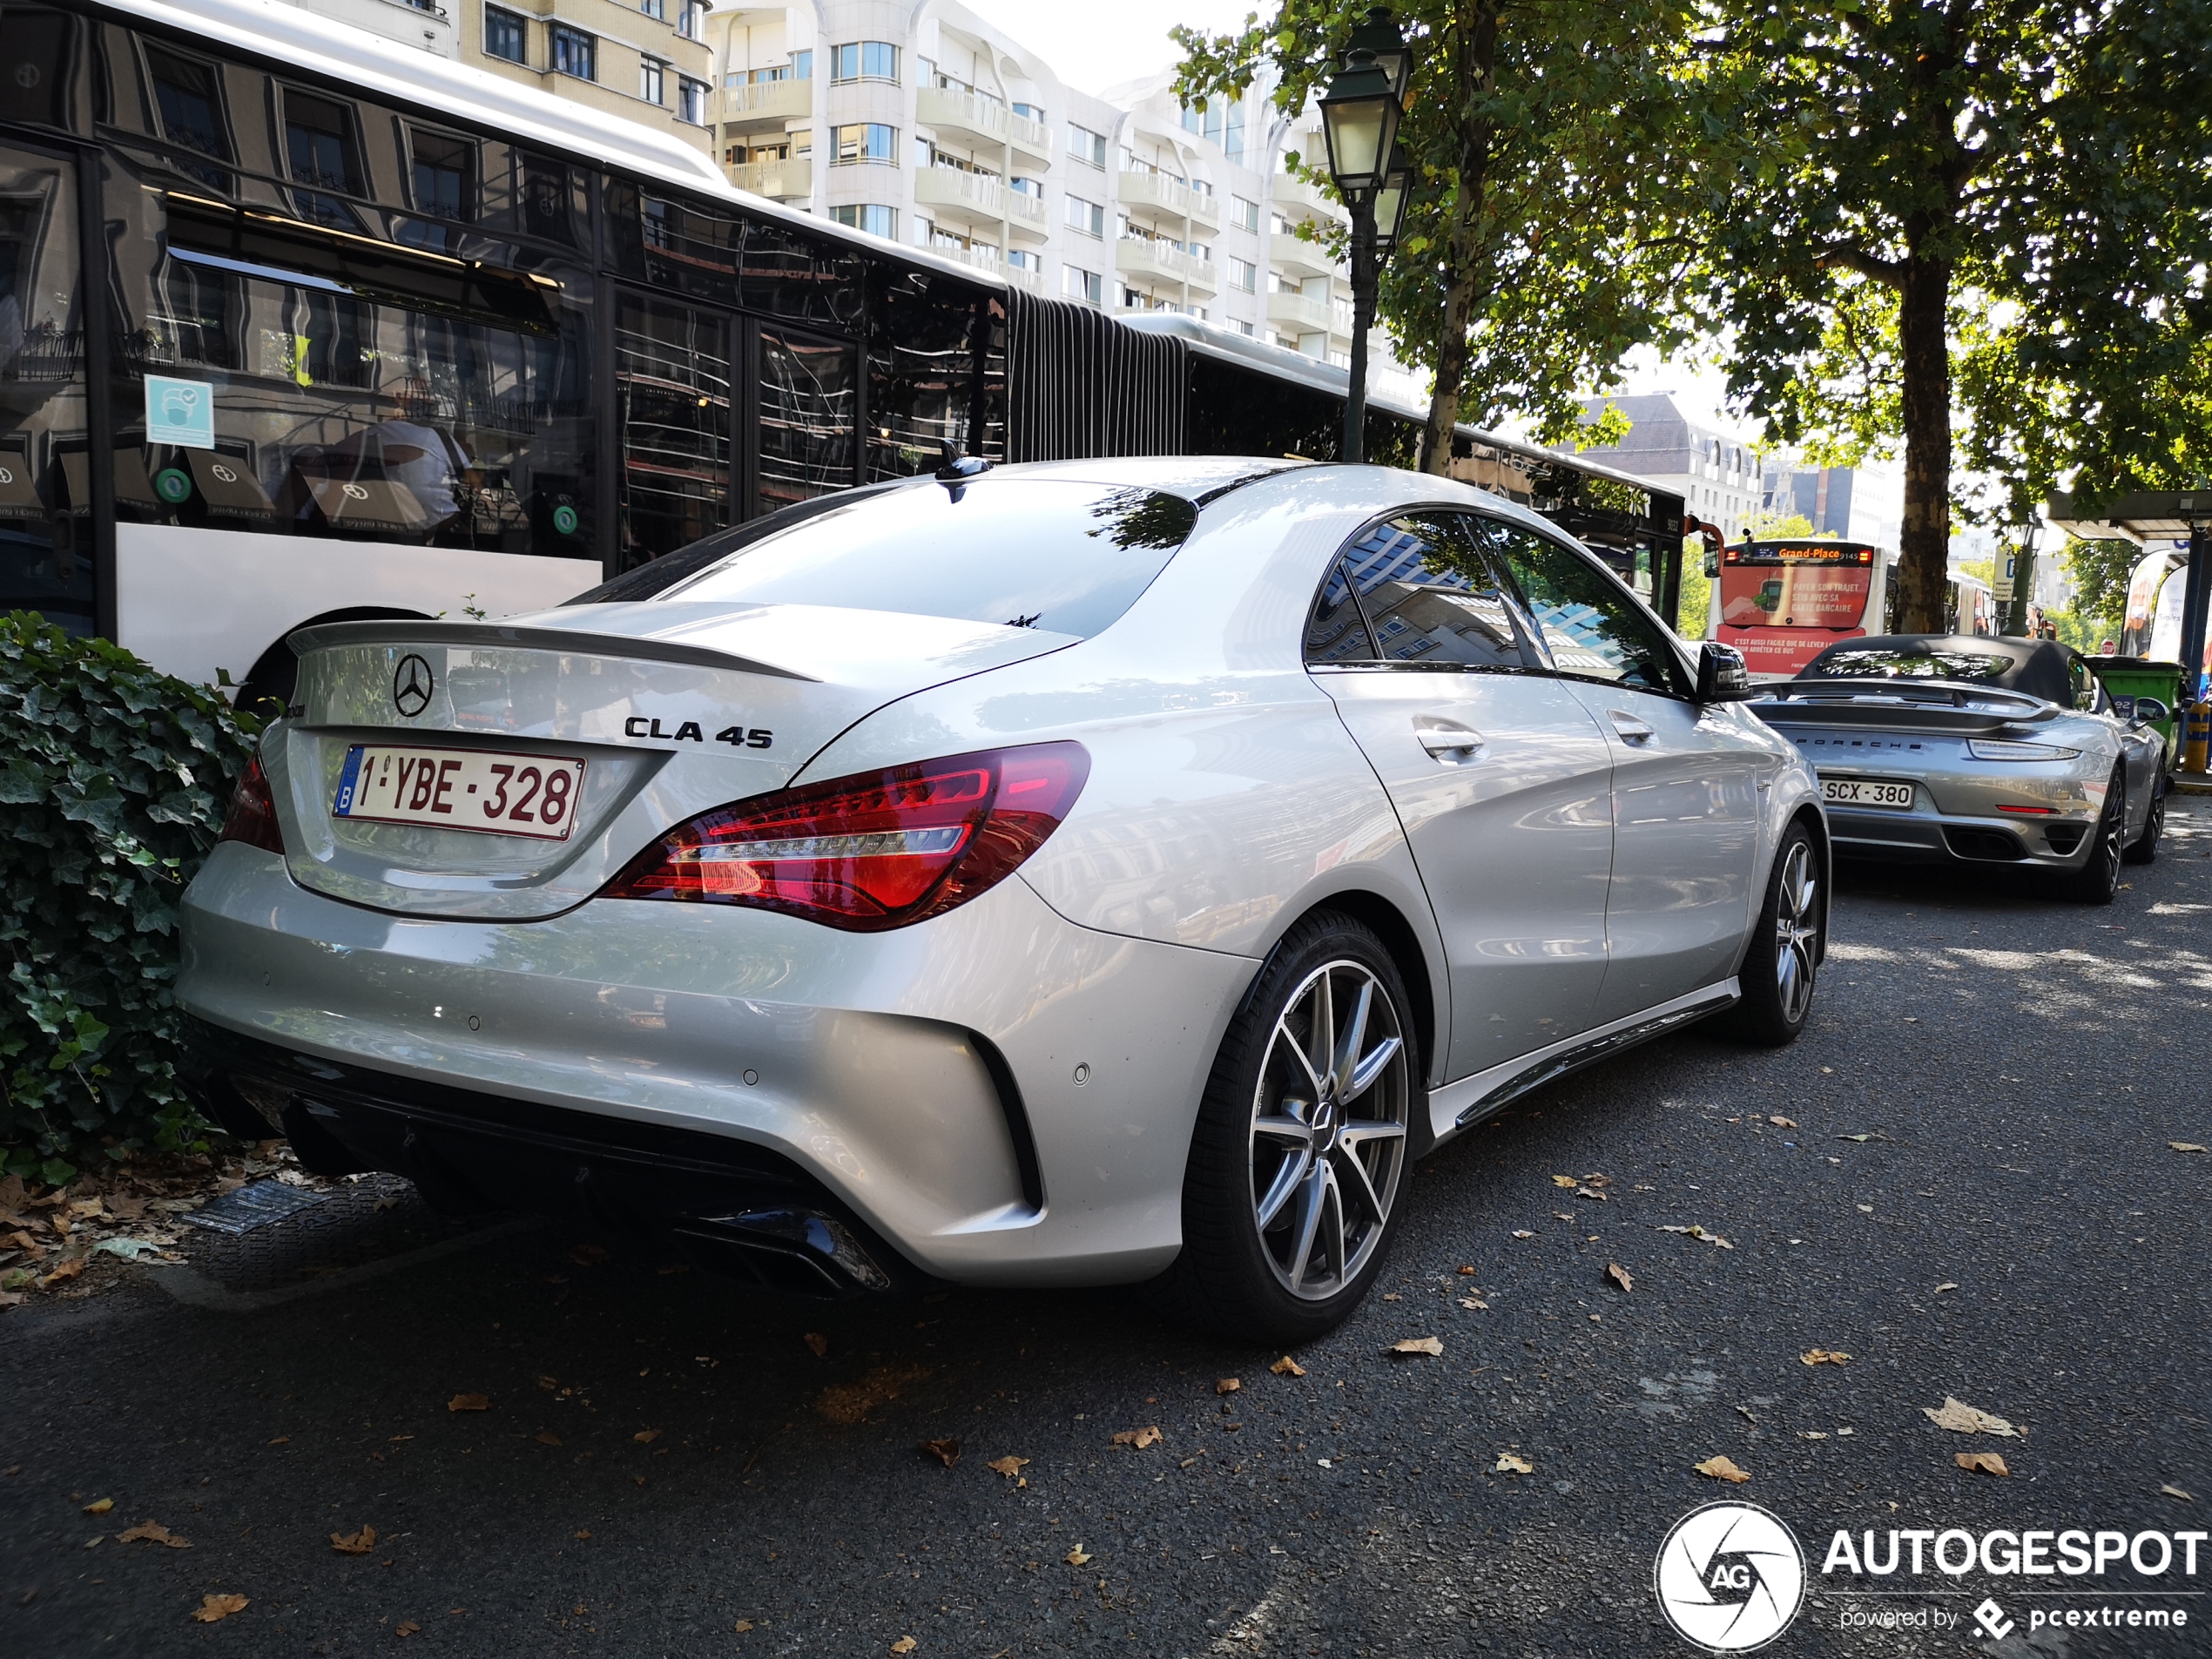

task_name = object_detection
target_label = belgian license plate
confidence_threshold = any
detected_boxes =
[333,745,586,840]
[1820,776,1914,808]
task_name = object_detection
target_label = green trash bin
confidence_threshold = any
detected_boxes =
[2087,657,2183,765]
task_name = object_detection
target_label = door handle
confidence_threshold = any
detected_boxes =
[1413,717,1486,764]
[1608,710,1656,745]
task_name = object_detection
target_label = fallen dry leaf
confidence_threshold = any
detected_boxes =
[1769,1116,1797,1129]
[192,1593,247,1623]
[1934,1283,1959,1293]
[1381,1291,1401,1300]
[1801,1349,1852,1366]
[920,1438,961,1468]
[1923,1397,2018,1437]
[1270,1355,1306,1377]
[1581,1172,1614,1188]
[802,1332,829,1359]
[534,1430,563,1447]
[1110,1426,1163,1450]
[1552,1211,1574,1221]
[1065,1544,1091,1567]
[733,1619,754,1633]
[396,1620,421,1636]
[1956,1451,2011,1477]
[1605,1263,1633,1294]
[574,1531,590,1541]
[119,1520,190,1548]
[1459,1296,1489,1310]
[2161,1484,2195,1501]
[633,1429,661,1444]
[83,1498,113,1515]
[986,1456,1028,1478]
[39,1257,85,1287]
[1696,1455,1751,1484]
[568,1243,610,1265]
[890,1640,917,1656]
[448,1393,490,1413]
[1493,1453,1532,1475]
[1217,1378,1241,1395]
[330,1525,376,1554]
[2171,1143,2208,1154]
[1551,1174,1579,1188]
[1389,1336,1443,1357]
[815,1362,930,1426]
[1511,1230,1534,1239]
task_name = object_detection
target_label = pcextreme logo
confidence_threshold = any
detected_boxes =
[1655,1502,1808,1652]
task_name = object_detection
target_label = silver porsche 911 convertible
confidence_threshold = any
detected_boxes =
[179,458,1826,1340]
[1750,635,2169,903]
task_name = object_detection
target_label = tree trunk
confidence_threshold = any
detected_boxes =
[1893,252,1953,634]
[1420,2,1499,475]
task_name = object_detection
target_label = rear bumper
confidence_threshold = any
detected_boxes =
[178,843,1254,1288]
[1825,805,2092,867]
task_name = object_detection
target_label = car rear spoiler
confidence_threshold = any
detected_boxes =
[1752,680,2059,734]
[287,618,817,681]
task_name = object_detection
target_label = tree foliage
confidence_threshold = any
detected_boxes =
[1175,0,1702,469]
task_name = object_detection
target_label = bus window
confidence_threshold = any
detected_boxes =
[0,144,95,636]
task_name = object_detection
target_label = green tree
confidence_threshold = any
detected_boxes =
[1688,0,2212,632]
[1174,0,1700,470]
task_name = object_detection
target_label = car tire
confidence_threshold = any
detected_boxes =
[1150,912,1421,1345]
[2060,766,2126,902]
[2123,778,2163,866]
[1718,821,1822,1049]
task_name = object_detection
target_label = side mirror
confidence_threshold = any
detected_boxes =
[1696,641,1757,702]
[2131,696,2169,726]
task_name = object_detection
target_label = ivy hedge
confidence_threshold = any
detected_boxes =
[0,613,260,1183]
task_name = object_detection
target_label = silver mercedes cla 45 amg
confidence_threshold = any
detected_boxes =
[180,458,1826,1340]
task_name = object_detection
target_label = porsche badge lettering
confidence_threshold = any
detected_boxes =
[623,716,772,750]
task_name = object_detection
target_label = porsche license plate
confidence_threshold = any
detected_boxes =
[1820,776,1914,809]
[333,745,586,840]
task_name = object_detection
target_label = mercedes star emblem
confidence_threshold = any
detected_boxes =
[392,653,435,718]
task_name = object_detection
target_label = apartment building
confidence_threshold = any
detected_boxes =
[1570,393,1766,543]
[275,0,717,152]
[703,1,1388,370]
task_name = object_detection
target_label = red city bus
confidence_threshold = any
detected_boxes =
[1712,537,1889,677]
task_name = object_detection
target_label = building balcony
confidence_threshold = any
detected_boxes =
[1116,169,1222,232]
[913,166,1049,242]
[727,157,810,201]
[1270,229,1342,280]
[1115,236,1217,295]
[916,86,1050,168]
[718,78,811,130]
[1266,287,1335,334]
[1271,172,1341,224]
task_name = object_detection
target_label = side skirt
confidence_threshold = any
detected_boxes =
[1426,980,1741,1147]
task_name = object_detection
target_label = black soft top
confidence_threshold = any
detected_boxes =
[1796,634,2075,707]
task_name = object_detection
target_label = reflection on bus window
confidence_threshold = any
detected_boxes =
[758,328,855,512]
[0,150,94,636]
[282,90,366,228]
[616,293,730,566]
[145,46,234,194]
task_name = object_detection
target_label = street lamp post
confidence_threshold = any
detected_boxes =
[1318,27,1406,464]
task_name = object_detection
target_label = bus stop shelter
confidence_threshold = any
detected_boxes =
[2045,489,2212,698]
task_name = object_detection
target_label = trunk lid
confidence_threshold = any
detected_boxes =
[273,602,1075,920]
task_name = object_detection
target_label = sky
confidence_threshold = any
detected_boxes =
[956,0,1261,98]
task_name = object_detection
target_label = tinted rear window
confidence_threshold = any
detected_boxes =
[1805,649,2014,683]
[654,479,1198,638]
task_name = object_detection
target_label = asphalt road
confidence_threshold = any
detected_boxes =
[5,806,2209,1658]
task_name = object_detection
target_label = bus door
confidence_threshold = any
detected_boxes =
[0,138,96,635]
[614,293,859,567]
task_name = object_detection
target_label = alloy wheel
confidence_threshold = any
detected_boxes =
[1247,960,1410,1301]
[1773,839,1820,1025]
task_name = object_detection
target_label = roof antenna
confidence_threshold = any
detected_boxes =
[935,441,991,497]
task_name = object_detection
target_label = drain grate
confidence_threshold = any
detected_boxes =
[180,1176,496,1293]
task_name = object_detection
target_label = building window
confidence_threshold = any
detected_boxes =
[1008,248,1040,272]
[145,46,234,190]
[550,24,596,81]
[1233,319,1255,338]
[677,0,705,39]
[1009,175,1041,198]
[832,124,897,165]
[1227,257,1256,293]
[1012,100,1044,124]
[409,129,475,219]
[639,57,664,105]
[791,49,812,80]
[482,5,528,64]
[1231,194,1259,233]
[832,204,895,238]
[678,77,708,124]
[831,41,899,83]
[1063,265,1102,306]
[1067,123,1106,168]
[638,0,662,17]
[283,90,362,225]
[1064,195,1103,238]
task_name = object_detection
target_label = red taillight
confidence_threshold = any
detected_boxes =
[218,757,286,854]
[602,742,1090,931]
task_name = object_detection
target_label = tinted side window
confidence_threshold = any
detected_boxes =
[1484,522,1689,695]
[1337,514,1529,670]
[1304,558,1377,664]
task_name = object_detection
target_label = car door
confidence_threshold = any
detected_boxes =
[1306,511,1615,1076]
[1481,519,1772,1024]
